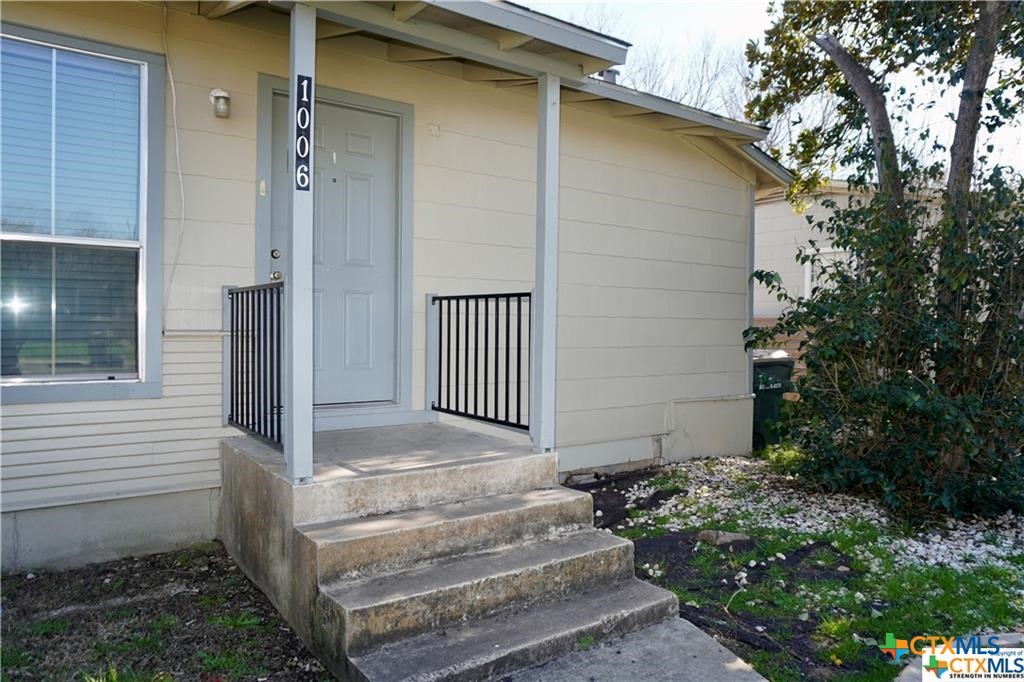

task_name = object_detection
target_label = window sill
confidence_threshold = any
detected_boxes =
[1,379,162,404]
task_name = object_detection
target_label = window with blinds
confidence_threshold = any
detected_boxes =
[1,35,146,382]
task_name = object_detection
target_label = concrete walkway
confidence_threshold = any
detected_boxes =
[508,617,765,681]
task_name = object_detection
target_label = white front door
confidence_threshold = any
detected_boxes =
[271,94,399,405]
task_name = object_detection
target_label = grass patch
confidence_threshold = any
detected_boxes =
[197,650,265,680]
[150,615,179,633]
[199,593,227,609]
[208,612,262,630]
[108,608,137,621]
[576,634,595,651]
[749,650,803,682]
[616,526,667,539]
[648,470,688,491]
[2,642,33,667]
[28,618,71,636]
[102,578,126,594]
[80,665,172,682]
[760,444,807,475]
[0,542,327,680]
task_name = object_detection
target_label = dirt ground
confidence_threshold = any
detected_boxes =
[570,468,685,530]
[1,542,327,681]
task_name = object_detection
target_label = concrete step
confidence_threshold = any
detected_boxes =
[294,449,557,523]
[297,487,593,581]
[349,578,679,682]
[319,530,635,655]
[507,617,765,681]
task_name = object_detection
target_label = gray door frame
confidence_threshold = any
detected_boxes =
[256,73,428,431]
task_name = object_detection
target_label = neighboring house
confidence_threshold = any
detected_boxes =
[0,1,788,577]
[753,182,858,323]
[753,182,858,365]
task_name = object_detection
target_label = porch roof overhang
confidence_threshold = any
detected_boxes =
[200,0,628,78]
[199,0,791,191]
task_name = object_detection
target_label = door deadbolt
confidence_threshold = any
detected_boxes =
[270,248,281,259]
[270,271,283,280]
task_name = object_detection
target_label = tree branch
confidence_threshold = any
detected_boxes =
[812,33,904,208]
[946,1,1009,219]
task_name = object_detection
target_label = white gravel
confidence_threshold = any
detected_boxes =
[617,456,1024,574]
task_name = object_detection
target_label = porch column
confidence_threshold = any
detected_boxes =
[531,74,560,452]
[284,2,316,482]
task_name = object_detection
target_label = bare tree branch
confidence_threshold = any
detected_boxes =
[812,33,905,208]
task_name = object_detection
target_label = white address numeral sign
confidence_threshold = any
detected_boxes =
[294,75,313,191]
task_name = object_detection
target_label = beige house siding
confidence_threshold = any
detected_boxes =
[2,335,228,512]
[1,2,761,549]
[556,111,752,461]
[753,197,816,319]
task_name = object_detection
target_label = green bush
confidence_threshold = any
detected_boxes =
[748,171,1024,518]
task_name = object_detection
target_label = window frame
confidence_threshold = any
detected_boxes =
[1,23,164,403]
[802,246,852,298]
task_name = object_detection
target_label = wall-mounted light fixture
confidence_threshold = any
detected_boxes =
[209,88,231,119]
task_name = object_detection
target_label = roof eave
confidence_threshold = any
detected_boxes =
[430,0,629,67]
[739,143,793,189]
[571,79,771,142]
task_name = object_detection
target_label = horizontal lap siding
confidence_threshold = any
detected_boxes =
[555,109,753,448]
[2,335,233,511]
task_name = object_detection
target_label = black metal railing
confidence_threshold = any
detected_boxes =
[228,281,284,447]
[431,292,531,430]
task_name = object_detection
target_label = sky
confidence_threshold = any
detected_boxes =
[524,1,1024,173]
[528,1,773,55]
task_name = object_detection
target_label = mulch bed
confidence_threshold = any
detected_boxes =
[570,467,684,530]
[1,542,326,681]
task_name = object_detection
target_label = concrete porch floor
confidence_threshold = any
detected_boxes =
[310,422,535,479]
[236,421,536,484]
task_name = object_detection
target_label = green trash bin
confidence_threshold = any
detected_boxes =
[752,350,795,450]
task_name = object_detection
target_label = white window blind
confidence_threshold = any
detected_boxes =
[1,35,146,382]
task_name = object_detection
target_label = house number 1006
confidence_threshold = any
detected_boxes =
[294,75,313,191]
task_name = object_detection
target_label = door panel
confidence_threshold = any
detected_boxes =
[270,93,398,404]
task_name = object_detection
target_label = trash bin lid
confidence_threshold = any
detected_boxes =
[753,349,789,359]
[753,349,793,366]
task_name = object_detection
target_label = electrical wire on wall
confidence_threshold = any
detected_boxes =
[162,1,186,334]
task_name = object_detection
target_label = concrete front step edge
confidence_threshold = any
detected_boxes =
[321,530,635,654]
[293,451,558,524]
[349,578,679,682]
[298,487,594,581]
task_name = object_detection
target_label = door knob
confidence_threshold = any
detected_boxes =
[271,248,281,259]
[270,271,283,281]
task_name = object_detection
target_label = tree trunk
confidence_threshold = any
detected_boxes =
[813,33,904,209]
[935,1,1009,469]
[945,2,1008,220]
[939,1,1009,317]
